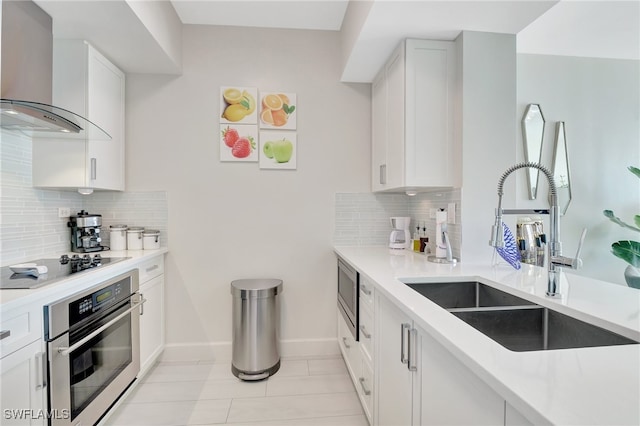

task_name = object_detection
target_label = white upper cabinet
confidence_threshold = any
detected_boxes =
[371,39,459,193]
[32,40,125,192]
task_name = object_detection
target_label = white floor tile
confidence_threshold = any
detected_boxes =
[226,393,363,423]
[218,414,369,426]
[266,373,356,397]
[105,399,231,426]
[308,357,348,375]
[127,378,266,403]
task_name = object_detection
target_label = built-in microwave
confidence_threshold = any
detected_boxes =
[337,258,358,340]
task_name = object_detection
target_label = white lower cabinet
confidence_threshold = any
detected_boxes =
[0,340,46,426]
[505,402,534,426]
[376,295,419,426]
[138,255,165,375]
[419,328,504,425]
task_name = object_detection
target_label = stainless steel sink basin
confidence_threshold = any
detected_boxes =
[451,306,639,352]
[405,281,535,309]
[403,280,639,351]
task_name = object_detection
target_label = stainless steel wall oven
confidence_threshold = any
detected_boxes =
[44,270,144,426]
[337,258,359,340]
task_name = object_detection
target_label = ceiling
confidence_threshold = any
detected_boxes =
[35,0,639,79]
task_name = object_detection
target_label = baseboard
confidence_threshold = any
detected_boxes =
[160,338,340,363]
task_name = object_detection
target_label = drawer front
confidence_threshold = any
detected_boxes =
[358,354,374,423]
[337,310,360,379]
[0,304,43,359]
[138,255,165,283]
[359,303,374,362]
[360,276,375,309]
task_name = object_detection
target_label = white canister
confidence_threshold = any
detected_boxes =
[143,229,160,250]
[109,225,128,251]
[126,227,144,250]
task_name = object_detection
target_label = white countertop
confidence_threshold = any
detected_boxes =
[0,248,168,311]
[334,246,640,426]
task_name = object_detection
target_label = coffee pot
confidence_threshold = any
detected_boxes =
[68,210,105,253]
[389,217,411,249]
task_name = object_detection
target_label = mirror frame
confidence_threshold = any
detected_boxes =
[551,121,572,215]
[521,104,545,199]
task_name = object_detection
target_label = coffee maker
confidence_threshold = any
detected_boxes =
[389,217,411,249]
[68,210,105,252]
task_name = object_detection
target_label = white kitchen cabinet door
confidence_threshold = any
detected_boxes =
[337,310,361,383]
[419,328,505,425]
[371,39,458,193]
[139,274,165,375]
[376,294,419,426]
[505,402,534,426]
[33,40,125,192]
[0,340,46,426]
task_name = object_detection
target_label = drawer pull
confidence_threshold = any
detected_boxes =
[361,285,371,296]
[359,325,371,339]
[145,264,160,273]
[0,330,10,340]
[342,337,351,349]
[358,377,371,396]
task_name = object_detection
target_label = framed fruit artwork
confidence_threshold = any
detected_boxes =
[220,124,258,162]
[220,86,257,124]
[259,131,297,170]
[259,92,296,130]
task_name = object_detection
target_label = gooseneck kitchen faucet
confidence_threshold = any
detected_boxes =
[489,162,586,297]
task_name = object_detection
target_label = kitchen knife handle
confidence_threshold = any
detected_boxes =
[91,158,97,180]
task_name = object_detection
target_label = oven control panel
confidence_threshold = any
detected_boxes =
[69,278,130,325]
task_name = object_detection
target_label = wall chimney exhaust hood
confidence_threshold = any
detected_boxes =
[0,1,110,140]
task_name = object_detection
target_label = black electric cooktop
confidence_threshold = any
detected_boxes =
[0,255,128,290]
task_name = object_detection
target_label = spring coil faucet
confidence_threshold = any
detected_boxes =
[489,162,586,297]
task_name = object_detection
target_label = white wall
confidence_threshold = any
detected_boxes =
[517,54,640,285]
[125,25,371,360]
[458,32,518,264]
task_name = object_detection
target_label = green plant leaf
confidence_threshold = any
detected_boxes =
[603,210,640,233]
[611,240,640,267]
[628,166,640,179]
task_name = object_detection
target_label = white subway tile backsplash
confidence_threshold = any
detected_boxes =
[0,130,168,266]
[334,189,462,260]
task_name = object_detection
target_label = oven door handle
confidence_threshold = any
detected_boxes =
[57,296,146,356]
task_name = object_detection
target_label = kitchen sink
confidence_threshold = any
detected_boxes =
[402,280,639,351]
[451,306,639,351]
[404,281,535,309]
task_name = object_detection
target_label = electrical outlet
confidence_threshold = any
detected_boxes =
[429,208,437,219]
[447,203,456,224]
[58,207,70,218]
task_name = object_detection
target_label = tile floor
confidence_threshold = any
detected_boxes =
[104,356,368,426]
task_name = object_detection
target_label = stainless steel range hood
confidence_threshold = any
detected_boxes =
[0,1,110,140]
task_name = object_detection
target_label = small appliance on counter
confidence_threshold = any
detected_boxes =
[389,217,411,249]
[68,210,106,253]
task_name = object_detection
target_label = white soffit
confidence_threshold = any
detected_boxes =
[517,1,640,60]
[341,0,558,82]
[171,0,349,30]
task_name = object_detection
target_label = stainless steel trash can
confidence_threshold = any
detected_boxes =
[231,279,283,381]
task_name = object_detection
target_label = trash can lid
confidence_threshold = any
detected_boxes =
[230,279,283,298]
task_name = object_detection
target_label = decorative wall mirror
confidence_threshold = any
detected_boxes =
[552,121,572,214]
[521,104,545,199]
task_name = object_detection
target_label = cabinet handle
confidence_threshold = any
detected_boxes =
[359,325,371,339]
[35,352,47,390]
[361,285,371,296]
[342,337,351,349]
[380,164,387,185]
[400,323,410,364]
[91,158,97,180]
[0,330,10,340]
[408,328,418,372]
[139,293,145,316]
[145,264,159,273]
[358,377,371,396]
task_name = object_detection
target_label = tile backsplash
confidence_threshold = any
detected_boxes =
[0,131,168,266]
[335,189,462,260]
